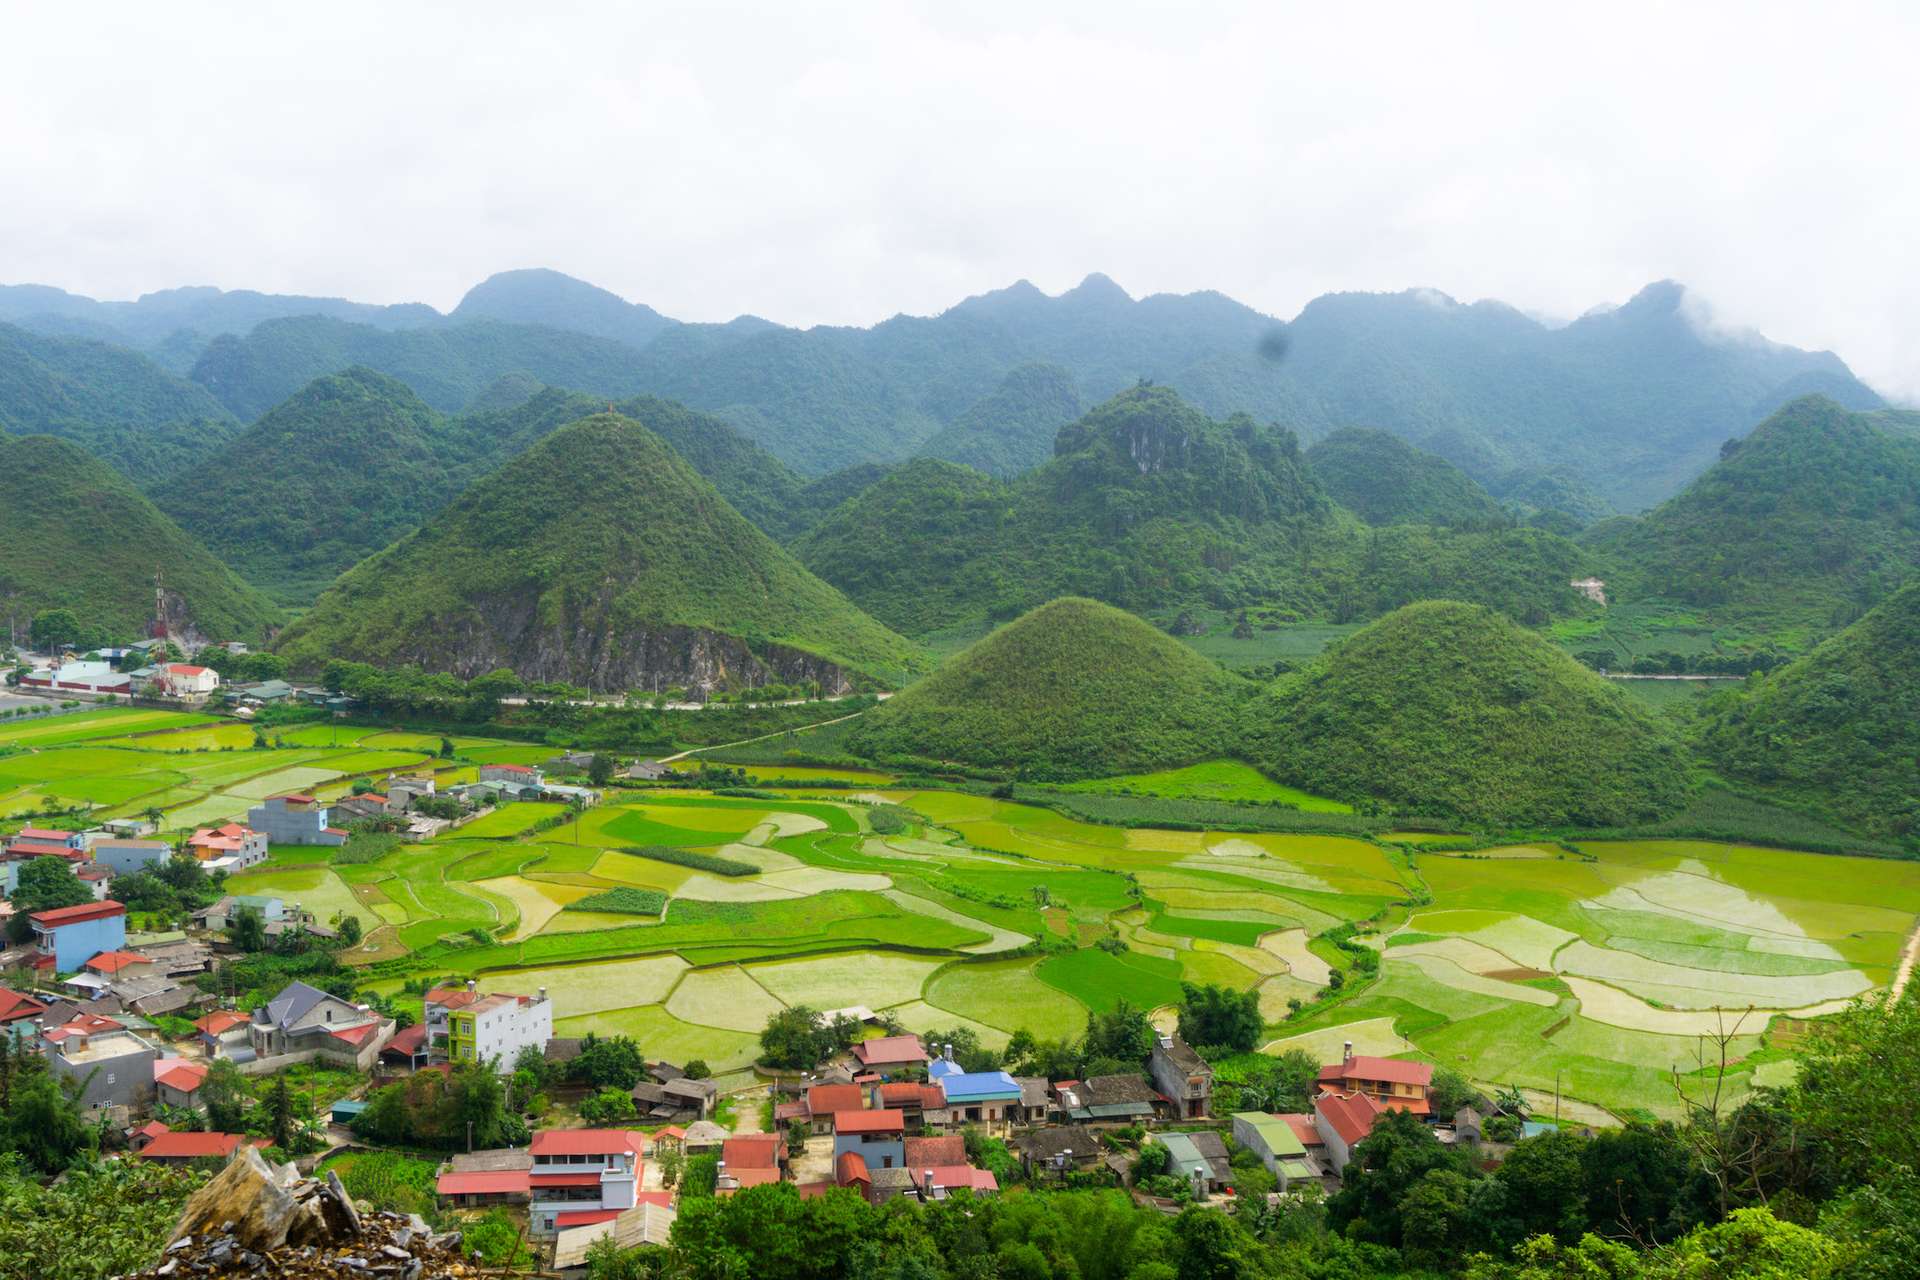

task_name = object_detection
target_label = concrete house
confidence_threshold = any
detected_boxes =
[87,840,170,876]
[30,900,127,973]
[44,1019,158,1113]
[851,1034,929,1076]
[159,664,220,698]
[527,1129,644,1237]
[833,1108,906,1172]
[1149,1033,1213,1119]
[929,1057,1022,1126]
[246,795,346,848]
[186,823,270,868]
[479,763,543,787]
[425,981,554,1072]
[249,980,390,1069]
[1231,1112,1316,1187]
[1314,1091,1383,1176]
[1316,1046,1435,1116]
[154,1058,209,1108]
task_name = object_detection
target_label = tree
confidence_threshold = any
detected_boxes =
[681,1153,719,1198]
[580,1088,637,1127]
[0,1064,93,1173]
[1176,983,1262,1054]
[29,609,80,651]
[1084,1000,1156,1067]
[760,1007,840,1071]
[1792,990,1920,1188]
[1478,1131,1591,1252]
[588,754,615,787]
[4,858,94,942]
[336,914,362,946]
[1400,1169,1477,1269]
[1328,1108,1471,1248]
[684,1058,711,1080]
[451,1061,510,1151]
[570,1034,646,1090]
[228,904,267,953]
[266,1075,297,1152]
[201,1059,250,1134]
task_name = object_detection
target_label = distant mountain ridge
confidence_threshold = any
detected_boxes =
[0,269,1877,504]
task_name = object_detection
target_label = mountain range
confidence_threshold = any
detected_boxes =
[0,268,1881,507]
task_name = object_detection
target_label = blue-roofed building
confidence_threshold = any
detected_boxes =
[929,1059,1023,1126]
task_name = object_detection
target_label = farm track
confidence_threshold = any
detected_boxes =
[1893,919,1920,999]
[663,708,871,762]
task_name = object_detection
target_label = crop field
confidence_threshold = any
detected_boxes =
[8,713,1918,1121]
[1060,760,1354,811]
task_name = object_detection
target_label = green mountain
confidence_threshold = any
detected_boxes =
[1700,581,1920,840]
[0,283,435,351]
[449,269,674,351]
[1488,466,1614,529]
[1305,426,1504,525]
[795,386,1601,635]
[274,414,922,692]
[1586,396,1920,627]
[0,321,240,475]
[1241,601,1688,826]
[847,597,1247,778]
[0,433,279,642]
[915,362,1082,477]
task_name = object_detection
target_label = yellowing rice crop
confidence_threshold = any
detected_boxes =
[744,952,945,1010]
[667,965,788,1031]
[1390,952,1557,1007]
[1555,939,1872,1007]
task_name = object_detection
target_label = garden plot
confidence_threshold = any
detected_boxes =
[1392,951,1557,1007]
[881,890,1029,953]
[1406,909,1578,972]
[923,956,1087,1035]
[1263,1015,1414,1060]
[744,952,945,1010]
[1257,929,1333,985]
[667,965,788,1031]
[494,954,691,1017]
[1555,939,1872,1007]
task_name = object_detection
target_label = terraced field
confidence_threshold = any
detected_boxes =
[8,708,1919,1117]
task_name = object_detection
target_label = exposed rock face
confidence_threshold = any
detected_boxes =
[392,594,859,695]
[127,1147,480,1279]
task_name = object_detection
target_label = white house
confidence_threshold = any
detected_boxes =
[159,664,220,697]
[21,661,131,696]
[425,981,553,1072]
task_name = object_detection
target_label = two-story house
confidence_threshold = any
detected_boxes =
[928,1056,1022,1126]
[186,823,270,869]
[42,1017,158,1114]
[424,981,554,1072]
[30,900,127,973]
[1316,1045,1434,1116]
[527,1129,644,1236]
[249,980,391,1068]
[1148,1033,1214,1119]
[246,795,346,848]
[1313,1090,1383,1175]
[85,840,170,876]
[832,1108,906,1172]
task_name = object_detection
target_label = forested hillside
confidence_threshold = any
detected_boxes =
[0,433,279,642]
[914,361,1083,476]
[847,597,1248,777]
[1306,426,1505,525]
[1242,600,1689,826]
[795,386,1600,635]
[0,321,240,475]
[1587,395,1920,628]
[1701,581,1920,840]
[274,414,922,691]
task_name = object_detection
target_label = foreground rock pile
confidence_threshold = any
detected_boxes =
[119,1147,484,1279]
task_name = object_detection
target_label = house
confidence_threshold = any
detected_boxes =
[680,1120,728,1155]
[12,827,85,851]
[928,1056,1023,1126]
[542,783,601,807]
[546,752,598,773]
[904,1135,965,1169]
[424,981,554,1072]
[1018,1126,1105,1178]
[834,1152,872,1200]
[872,1080,946,1130]
[1149,1033,1213,1120]
[437,1148,534,1207]
[0,986,48,1026]
[1452,1106,1483,1144]
[479,763,543,787]
[186,823,270,868]
[154,1058,209,1108]
[74,864,113,899]
[43,1019,157,1112]
[1155,1130,1234,1198]
[30,900,127,973]
[111,973,194,1017]
[852,1033,929,1076]
[138,1132,257,1164]
[900,1165,998,1201]
[1058,1074,1159,1124]
[129,1119,172,1151]
[231,679,295,704]
[249,980,391,1069]
[246,795,346,848]
[718,1133,783,1190]
[1011,1077,1052,1124]
[1314,1091,1384,1175]
[194,894,284,932]
[662,1076,717,1117]
[331,793,389,823]
[832,1108,906,1172]
[804,1082,867,1135]
[387,776,436,811]
[1231,1112,1317,1187]
[626,760,670,781]
[550,1201,677,1272]
[1316,1045,1434,1116]
[20,661,131,696]
[132,938,213,978]
[159,664,220,698]
[195,1009,251,1058]
[99,818,157,840]
[381,1023,430,1070]
[84,950,153,980]
[628,1079,679,1121]
[526,1129,645,1237]
[84,840,170,876]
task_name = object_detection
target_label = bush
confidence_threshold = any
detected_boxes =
[564,886,667,916]
[618,845,756,877]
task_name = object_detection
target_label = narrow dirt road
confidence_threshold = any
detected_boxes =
[662,709,872,763]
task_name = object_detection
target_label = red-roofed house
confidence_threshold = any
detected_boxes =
[1313,1092,1383,1175]
[527,1130,644,1237]
[904,1135,966,1168]
[804,1082,867,1134]
[85,950,152,978]
[1279,1112,1324,1153]
[835,1151,871,1195]
[160,664,220,698]
[436,1149,534,1206]
[29,899,127,973]
[0,986,48,1026]
[381,1022,430,1068]
[719,1134,783,1191]
[194,1009,250,1057]
[186,823,268,869]
[851,1034,929,1074]
[1316,1046,1434,1116]
[154,1059,209,1108]
[138,1131,258,1163]
[834,1108,905,1171]
[875,1081,947,1129]
[130,1120,171,1151]
[13,827,83,849]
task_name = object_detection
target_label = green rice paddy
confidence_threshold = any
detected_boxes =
[8,706,1919,1121]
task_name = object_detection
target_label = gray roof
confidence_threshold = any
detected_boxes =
[447,1148,533,1174]
[649,1061,686,1083]
[1083,1074,1159,1106]
[1016,1076,1051,1107]
[868,1167,917,1190]
[1155,1035,1209,1075]
[1019,1128,1097,1162]
[259,980,332,1030]
[682,1120,728,1147]
[630,1082,669,1106]
[664,1078,717,1101]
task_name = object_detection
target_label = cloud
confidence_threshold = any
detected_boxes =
[0,2,1915,400]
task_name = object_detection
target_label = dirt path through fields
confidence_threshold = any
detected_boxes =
[663,709,872,763]
[1892,920,1920,1000]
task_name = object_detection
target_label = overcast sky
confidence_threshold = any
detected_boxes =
[4,3,1916,398]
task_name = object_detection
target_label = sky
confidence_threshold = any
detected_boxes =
[4,3,1917,399]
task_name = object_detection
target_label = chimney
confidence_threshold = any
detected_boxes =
[943,1043,954,1063]
[467,978,478,994]
[1157,1034,1173,1050]
[538,986,548,1003]
[1343,1040,1353,1065]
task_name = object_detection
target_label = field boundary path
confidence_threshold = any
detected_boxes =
[663,708,872,763]
[1893,920,1920,1000]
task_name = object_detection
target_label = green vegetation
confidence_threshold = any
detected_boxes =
[1700,580,1920,841]
[1306,426,1504,526]
[273,413,923,690]
[1243,601,1690,826]
[913,362,1082,477]
[616,845,757,877]
[848,597,1249,779]
[0,433,279,642]
[565,886,667,915]
[1590,396,1920,630]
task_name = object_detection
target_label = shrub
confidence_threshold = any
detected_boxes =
[564,887,667,916]
[618,845,756,877]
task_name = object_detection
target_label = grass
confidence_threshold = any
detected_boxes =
[1062,760,1353,811]
[1036,947,1187,1013]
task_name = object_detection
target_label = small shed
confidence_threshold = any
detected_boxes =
[329,1099,369,1126]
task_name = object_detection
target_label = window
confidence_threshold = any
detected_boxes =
[107,1073,116,1085]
